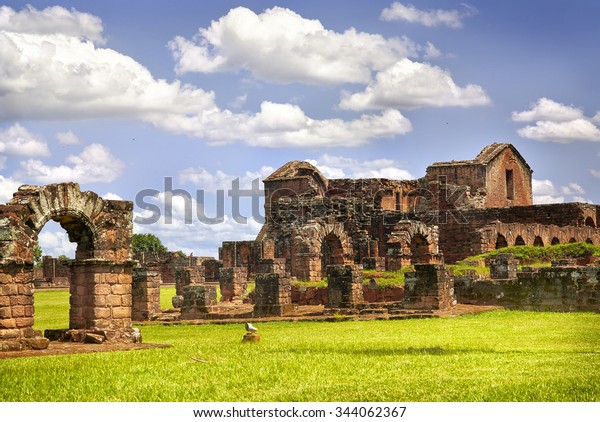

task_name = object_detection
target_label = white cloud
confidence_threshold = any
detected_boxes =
[56,130,81,145]
[102,192,123,201]
[0,123,50,157]
[157,103,412,148]
[133,193,263,258]
[229,94,247,109]
[179,165,275,192]
[512,98,600,143]
[0,174,22,203]
[0,5,105,44]
[532,178,588,204]
[307,154,413,180]
[169,6,421,84]
[37,227,76,258]
[0,6,413,148]
[19,143,124,184]
[0,30,216,121]
[380,2,477,29]
[340,59,490,110]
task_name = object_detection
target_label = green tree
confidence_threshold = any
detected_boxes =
[34,243,43,267]
[132,233,167,256]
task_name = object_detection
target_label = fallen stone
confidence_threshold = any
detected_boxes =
[21,337,50,350]
[84,333,105,344]
[242,333,260,344]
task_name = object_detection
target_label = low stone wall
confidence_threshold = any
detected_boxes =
[291,283,404,306]
[455,265,600,312]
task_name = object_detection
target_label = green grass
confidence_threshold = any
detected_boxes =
[471,242,600,265]
[362,269,408,288]
[7,290,599,401]
[160,286,176,310]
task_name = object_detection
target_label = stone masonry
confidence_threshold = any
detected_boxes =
[326,264,364,308]
[404,264,455,310]
[0,183,137,350]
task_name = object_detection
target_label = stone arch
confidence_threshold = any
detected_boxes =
[533,236,544,247]
[551,237,560,245]
[386,220,440,268]
[586,238,594,244]
[291,221,354,280]
[0,183,135,349]
[495,234,508,249]
[514,235,525,246]
[569,237,577,243]
[585,217,596,228]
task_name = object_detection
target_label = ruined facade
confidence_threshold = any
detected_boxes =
[217,143,600,282]
[0,183,136,350]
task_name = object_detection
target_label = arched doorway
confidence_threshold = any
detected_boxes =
[409,233,430,264]
[0,183,136,348]
[495,234,508,249]
[321,233,345,277]
[551,237,560,245]
[514,236,526,246]
[585,217,596,228]
[533,236,544,247]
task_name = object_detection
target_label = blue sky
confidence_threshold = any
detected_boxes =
[1,0,600,258]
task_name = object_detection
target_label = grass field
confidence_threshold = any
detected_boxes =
[1,289,598,402]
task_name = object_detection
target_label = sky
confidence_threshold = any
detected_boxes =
[1,0,600,258]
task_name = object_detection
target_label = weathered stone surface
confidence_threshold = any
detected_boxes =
[326,264,364,308]
[84,333,105,344]
[242,333,260,343]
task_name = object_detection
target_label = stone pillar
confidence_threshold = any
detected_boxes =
[180,284,217,319]
[326,264,364,308]
[254,273,293,317]
[362,257,386,271]
[175,266,205,297]
[490,253,518,279]
[0,261,48,351]
[132,267,161,321]
[218,267,247,302]
[404,264,455,310]
[293,253,321,281]
[67,259,136,340]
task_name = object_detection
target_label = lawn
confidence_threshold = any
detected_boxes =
[1,289,598,402]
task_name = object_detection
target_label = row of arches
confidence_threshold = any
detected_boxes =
[495,233,594,249]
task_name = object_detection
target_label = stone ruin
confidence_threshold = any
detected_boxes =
[0,183,137,351]
[2,143,600,354]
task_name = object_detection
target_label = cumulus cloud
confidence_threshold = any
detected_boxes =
[157,104,412,148]
[37,226,76,258]
[512,98,600,143]
[133,193,263,257]
[19,143,124,184]
[0,5,413,148]
[179,165,274,191]
[0,123,50,157]
[56,130,81,145]
[306,154,413,180]
[380,2,477,29]
[532,178,590,204]
[169,6,421,84]
[340,59,490,110]
[0,5,105,43]
[0,174,22,203]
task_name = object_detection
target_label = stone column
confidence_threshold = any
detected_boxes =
[132,267,161,321]
[253,273,293,317]
[0,260,49,351]
[326,264,364,308]
[404,264,455,310]
[218,267,247,302]
[67,259,136,339]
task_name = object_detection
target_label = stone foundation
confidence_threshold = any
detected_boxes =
[180,284,218,318]
[404,264,455,310]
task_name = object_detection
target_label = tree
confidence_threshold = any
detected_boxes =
[132,233,167,256]
[34,243,43,267]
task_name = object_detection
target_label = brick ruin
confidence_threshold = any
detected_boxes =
[1,143,599,351]
[0,183,137,351]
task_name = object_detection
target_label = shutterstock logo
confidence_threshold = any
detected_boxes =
[134,177,265,225]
